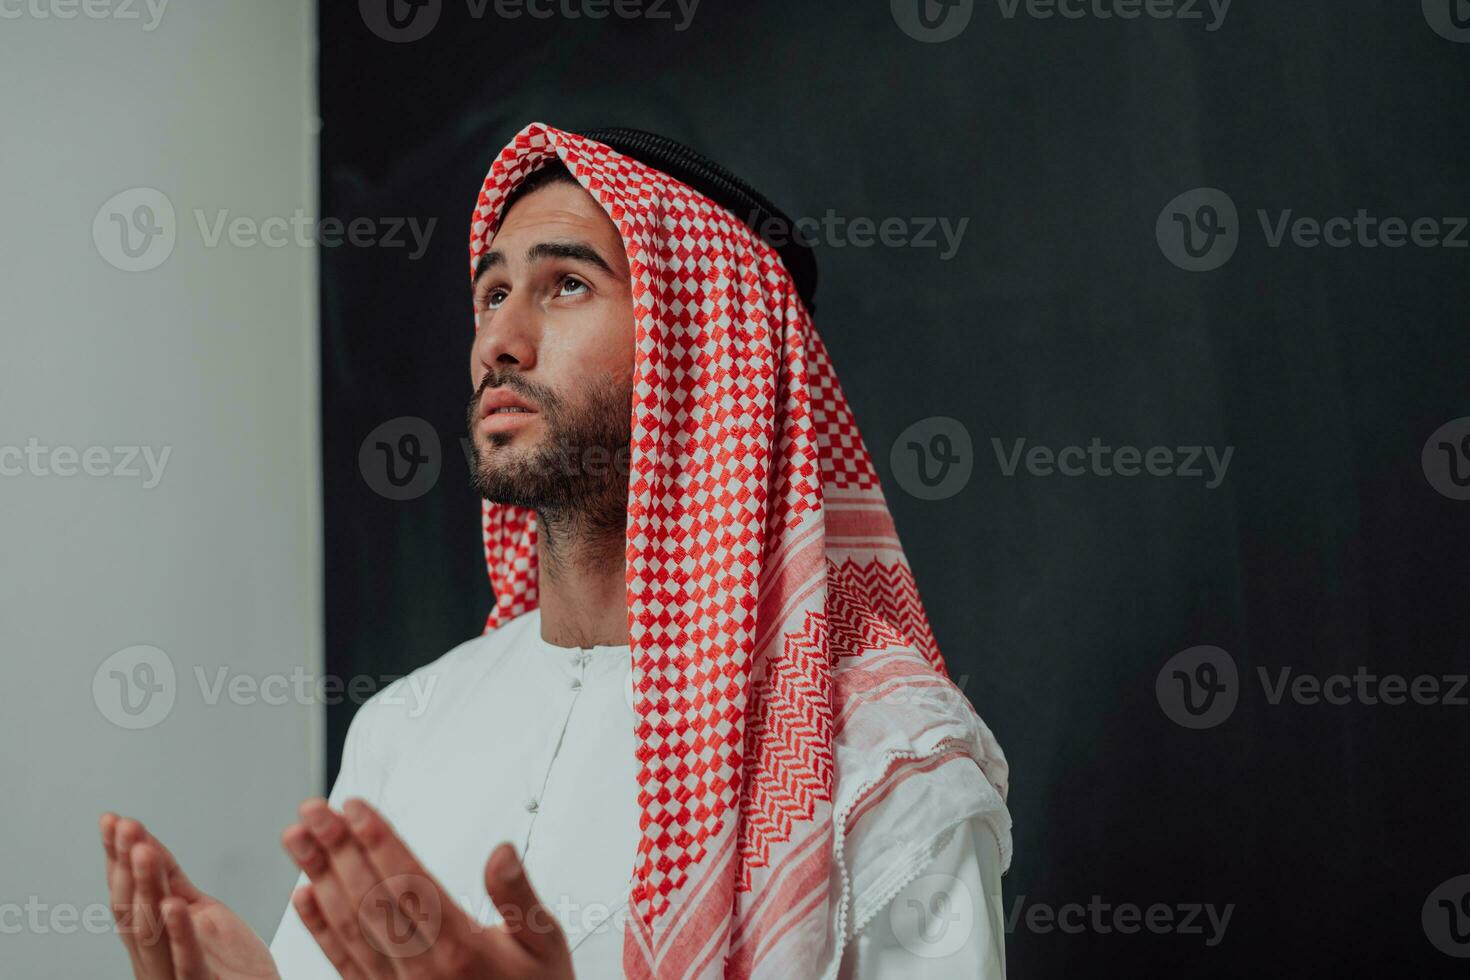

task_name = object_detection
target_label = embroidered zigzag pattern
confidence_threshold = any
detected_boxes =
[830,556,942,671]
[734,560,914,890]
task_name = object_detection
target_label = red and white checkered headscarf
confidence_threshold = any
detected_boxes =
[470,123,1011,979]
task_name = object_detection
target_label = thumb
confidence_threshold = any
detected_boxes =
[149,834,205,903]
[125,820,205,903]
[484,843,565,960]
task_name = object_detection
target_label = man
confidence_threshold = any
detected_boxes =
[100,123,1012,979]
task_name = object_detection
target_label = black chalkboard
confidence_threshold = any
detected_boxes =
[320,2,1470,974]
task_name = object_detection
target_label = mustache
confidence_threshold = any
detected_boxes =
[468,369,562,418]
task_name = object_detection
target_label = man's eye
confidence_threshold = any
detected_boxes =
[483,288,507,309]
[558,276,588,298]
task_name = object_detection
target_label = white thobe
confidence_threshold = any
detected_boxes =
[269,610,1006,978]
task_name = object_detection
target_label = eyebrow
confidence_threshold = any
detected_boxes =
[473,240,617,285]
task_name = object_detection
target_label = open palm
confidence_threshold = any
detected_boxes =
[102,813,279,980]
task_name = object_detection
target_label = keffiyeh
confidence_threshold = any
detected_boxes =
[469,123,1011,980]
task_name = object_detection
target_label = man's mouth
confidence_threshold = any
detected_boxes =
[477,386,540,434]
[479,387,537,415]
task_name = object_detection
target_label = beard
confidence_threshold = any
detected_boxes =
[466,369,632,536]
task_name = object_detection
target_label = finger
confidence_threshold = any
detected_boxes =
[299,800,384,919]
[293,885,367,980]
[111,819,143,921]
[283,812,393,977]
[130,842,176,977]
[300,800,419,965]
[100,812,119,863]
[342,798,467,946]
[162,898,207,980]
[101,813,125,898]
[483,842,567,961]
[107,818,144,971]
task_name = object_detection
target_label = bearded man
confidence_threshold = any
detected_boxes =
[100,124,1012,980]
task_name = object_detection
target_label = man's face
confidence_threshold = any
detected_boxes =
[467,178,636,520]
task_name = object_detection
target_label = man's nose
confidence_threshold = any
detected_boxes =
[472,293,538,377]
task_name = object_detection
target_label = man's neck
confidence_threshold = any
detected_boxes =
[534,511,630,648]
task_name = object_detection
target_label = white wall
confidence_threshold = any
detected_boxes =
[0,2,321,975]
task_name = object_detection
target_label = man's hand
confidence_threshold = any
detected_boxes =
[281,798,574,980]
[100,812,279,980]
